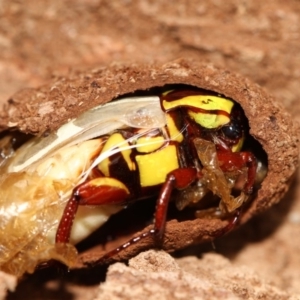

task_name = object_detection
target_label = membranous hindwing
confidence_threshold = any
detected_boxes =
[0,87,267,276]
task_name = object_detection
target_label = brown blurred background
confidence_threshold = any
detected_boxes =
[1,1,300,299]
[1,1,300,111]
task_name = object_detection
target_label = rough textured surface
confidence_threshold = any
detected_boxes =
[96,250,294,300]
[1,0,300,299]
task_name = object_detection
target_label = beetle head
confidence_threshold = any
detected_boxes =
[160,89,246,152]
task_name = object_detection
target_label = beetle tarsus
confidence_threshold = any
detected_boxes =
[212,208,241,237]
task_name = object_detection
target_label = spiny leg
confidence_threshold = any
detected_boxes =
[154,167,198,243]
[56,194,79,244]
[92,167,197,264]
[90,191,241,267]
[217,150,257,195]
[212,208,241,237]
[56,177,130,244]
[240,152,257,194]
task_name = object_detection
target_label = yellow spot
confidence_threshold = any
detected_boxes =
[162,95,233,112]
[232,135,244,152]
[188,111,230,129]
[89,177,130,194]
[136,145,179,187]
[162,95,234,129]
[166,114,184,142]
[98,133,135,176]
[136,136,165,153]
[162,90,173,96]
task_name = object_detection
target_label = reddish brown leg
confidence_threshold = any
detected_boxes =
[212,208,241,237]
[217,150,257,194]
[240,152,257,194]
[56,179,129,244]
[56,195,79,243]
[93,167,198,263]
[94,205,241,267]
[91,229,157,266]
[154,167,197,242]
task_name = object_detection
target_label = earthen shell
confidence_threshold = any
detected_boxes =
[0,59,298,267]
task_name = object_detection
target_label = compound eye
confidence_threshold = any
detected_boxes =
[221,121,242,140]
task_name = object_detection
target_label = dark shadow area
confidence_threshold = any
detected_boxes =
[11,177,296,300]
[173,175,298,260]
[7,263,108,300]
[6,167,298,300]
[216,175,298,259]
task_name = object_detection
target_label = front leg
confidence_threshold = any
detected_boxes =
[193,138,257,213]
[56,177,130,244]
[88,167,198,264]
[217,150,257,195]
[154,167,197,243]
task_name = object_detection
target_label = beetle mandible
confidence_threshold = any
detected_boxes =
[0,87,261,276]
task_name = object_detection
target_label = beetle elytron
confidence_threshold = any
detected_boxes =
[0,86,263,276]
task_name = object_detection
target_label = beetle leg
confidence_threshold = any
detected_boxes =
[212,208,241,237]
[154,167,197,243]
[240,152,257,194]
[91,190,240,267]
[89,167,198,264]
[89,209,240,267]
[56,194,79,244]
[91,229,157,265]
[217,150,257,195]
[56,177,130,244]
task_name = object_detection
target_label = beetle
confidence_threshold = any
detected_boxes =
[0,87,263,276]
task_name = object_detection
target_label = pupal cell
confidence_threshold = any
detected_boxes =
[0,84,270,277]
[0,59,298,275]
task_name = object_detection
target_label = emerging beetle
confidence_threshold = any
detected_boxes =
[0,87,265,276]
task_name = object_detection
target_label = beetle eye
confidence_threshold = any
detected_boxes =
[221,121,242,140]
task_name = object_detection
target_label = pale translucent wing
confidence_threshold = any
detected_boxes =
[8,96,164,172]
[75,96,165,128]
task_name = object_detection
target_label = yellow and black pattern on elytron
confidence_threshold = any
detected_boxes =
[94,89,243,194]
